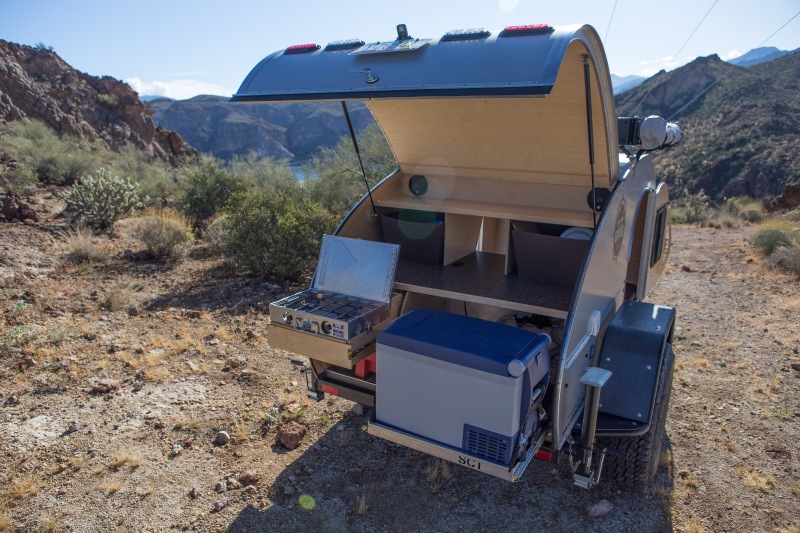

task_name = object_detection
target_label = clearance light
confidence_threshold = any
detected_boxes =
[284,43,321,55]
[325,39,365,51]
[441,28,492,41]
[499,24,554,37]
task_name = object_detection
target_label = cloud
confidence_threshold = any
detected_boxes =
[125,77,236,100]
[498,0,520,12]
[723,50,743,60]
[637,55,682,77]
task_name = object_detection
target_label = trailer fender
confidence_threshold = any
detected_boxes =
[596,301,675,427]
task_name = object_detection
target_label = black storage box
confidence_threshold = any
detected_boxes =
[382,210,445,265]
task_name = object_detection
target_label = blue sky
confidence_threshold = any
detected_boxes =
[2,0,798,99]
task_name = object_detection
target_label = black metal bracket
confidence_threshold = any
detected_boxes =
[290,359,324,402]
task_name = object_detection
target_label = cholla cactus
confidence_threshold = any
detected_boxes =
[62,168,147,228]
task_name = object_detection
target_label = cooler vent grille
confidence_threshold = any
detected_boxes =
[463,426,510,464]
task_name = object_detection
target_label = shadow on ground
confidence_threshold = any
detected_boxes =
[226,409,674,532]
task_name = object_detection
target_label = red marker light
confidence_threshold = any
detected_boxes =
[500,24,554,37]
[284,43,321,55]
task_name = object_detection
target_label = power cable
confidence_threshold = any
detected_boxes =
[632,0,719,115]
[755,10,800,49]
[604,0,619,43]
[664,8,800,121]
[673,0,720,60]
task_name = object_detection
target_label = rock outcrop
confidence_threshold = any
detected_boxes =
[2,191,38,223]
[0,40,196,165]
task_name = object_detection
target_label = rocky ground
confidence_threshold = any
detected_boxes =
[0,195,798,532]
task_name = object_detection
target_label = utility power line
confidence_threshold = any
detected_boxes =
[664,8,800,121]
[631,0,720,115]
[673,0,720,61]
[756,10,800,49]
[604,0,619,43]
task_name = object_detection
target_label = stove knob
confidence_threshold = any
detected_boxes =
[321,321,332,335]
[354,322,362,335]
[283,312,293,324]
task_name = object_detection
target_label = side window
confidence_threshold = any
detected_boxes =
[650,206,667,267]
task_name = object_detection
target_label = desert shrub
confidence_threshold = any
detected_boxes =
[34,150,93,186]
[302,126,397,215]
[768,245,800,276]
[721,197,765,224]
[671,190,713,225]
[177,158,248,225]
[205,214,231,254]
[227,153,297,195]
[97,93,119,108]
[102,283,132,311]
[63,224,105,263]
[0,120,96,186]
[134,209,194,260]
[112,145,178,207]
[751,223,797,256]
[223,191,338,279]
[62,168,146,228]
[0,324,43,355]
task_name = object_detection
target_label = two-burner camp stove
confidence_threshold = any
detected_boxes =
[267,236,401,367]
[269,289,389,340]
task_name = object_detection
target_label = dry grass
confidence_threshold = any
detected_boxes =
[659,449,674,470]
[99,481,122,495]
[3,477,44,501]
[652,485,674,513]
[38,515,60,533]
[67,456,86,471]
[63,223,105,263]
[740,468,774,492]
[355,490,368,516]
[425,459,452,494]
[109,452,141,471]
[0,511,9,530]
[102,283,132,312]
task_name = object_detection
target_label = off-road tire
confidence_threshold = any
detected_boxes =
[596,343,675,489]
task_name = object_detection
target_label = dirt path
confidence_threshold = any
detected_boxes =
[1,219,798,532]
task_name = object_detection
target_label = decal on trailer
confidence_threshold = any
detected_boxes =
[458,456,482,470]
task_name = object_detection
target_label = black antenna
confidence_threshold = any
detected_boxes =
[341,101,377,220]
[582,55,597,228]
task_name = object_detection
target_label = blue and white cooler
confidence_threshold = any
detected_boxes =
[376,309,550,467]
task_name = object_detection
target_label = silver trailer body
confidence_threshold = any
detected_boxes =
[235,23,677,486]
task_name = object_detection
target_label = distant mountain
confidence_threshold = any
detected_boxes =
[149,96,375,161]
[616,51,800,199]
[728,46,798,67]
[610,74,646,94]
[0,40,195,165]
[140,95,175,103]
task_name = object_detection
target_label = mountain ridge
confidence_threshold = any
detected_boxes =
[0,39,196,165]
[616,51,800,199]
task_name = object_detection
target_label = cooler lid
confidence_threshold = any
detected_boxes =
[378,309,548,376]
[312,235,399,304]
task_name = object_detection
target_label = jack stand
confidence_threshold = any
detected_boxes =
[573,366,612,489]
[290,359,324,401]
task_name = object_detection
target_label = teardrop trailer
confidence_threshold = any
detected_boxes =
[232,23,683,489]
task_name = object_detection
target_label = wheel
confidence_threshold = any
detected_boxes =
[596,343,675,489]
